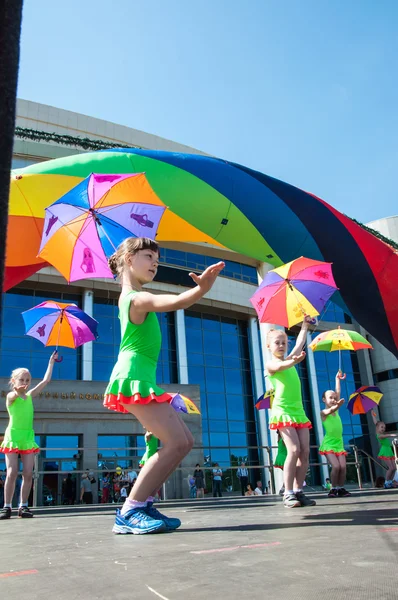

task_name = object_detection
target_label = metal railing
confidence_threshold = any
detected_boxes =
[2,441,384,507]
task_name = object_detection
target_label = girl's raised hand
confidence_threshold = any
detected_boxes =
[337,398,345,407]
[14,384,28,394]
[337,370,346,380]
[292,351,306,364]
[189,262,225,293]
[49,351,59,364]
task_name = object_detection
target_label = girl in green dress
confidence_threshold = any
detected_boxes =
[319,371,351,498]
[104,237,224,535]
[0,351,58,519]
[266,318,315,509]
[371,411,397,489]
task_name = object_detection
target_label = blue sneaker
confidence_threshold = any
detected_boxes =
[144,502,181,531]
[112,507,166,535]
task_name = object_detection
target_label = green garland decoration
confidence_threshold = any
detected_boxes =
[15,126,134,151]
[13,128,398,251]
[347,217,398,252]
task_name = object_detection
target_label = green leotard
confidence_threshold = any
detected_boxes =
[268,366,311,429]
[377,435,395,461]
[139,435,159,467]
[104,291,171,414]
[0,395,39,454]
[274,437,287,469]
[319,413,347,456]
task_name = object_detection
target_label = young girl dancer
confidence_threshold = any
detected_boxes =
[266,318,315,508]
[372,411,397,489]
[104,237,224,534]
[0,352,58,519]
[319,371,351,498]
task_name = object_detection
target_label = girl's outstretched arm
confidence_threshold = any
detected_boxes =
[29,351,58,398]
[267,352,306,375]
[286,318,310,359]
[131,262,225,316]
[321,399,345,420]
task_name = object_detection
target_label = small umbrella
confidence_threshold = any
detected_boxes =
[255,389,275,410]
[348,386,383,415]
[170,393,200,415]
[38,173,166,282]
[309,326,373,373]
[22,301,98,362]
[250,256,338,328]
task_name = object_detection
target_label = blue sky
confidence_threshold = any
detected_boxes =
[17,0,398,222]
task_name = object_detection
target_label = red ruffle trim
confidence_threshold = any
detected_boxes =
[319,450,348,456]
[0,447,39,454]
[104,392,172,414]
[274,465,284,470]
[378,455,396,461]
[270,421,312,430]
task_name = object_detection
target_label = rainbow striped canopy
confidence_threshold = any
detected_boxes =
[309,328,373,352]
[7,149,398,358]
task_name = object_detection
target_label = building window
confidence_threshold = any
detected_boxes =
[0,289,82,380]
[321,302,351,324]
[374,369,398,384]
[97,435,142,469]
[186,311,258,481]
[161,248,257,285]
[92,297,178,383]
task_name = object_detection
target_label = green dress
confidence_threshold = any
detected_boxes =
[319,413,347,456]
[104,291,171,414]
[0,395,39,454]
[274,437,287,469]
[268,366,311,429]
[377,435,395,461]
[139,435,159,467]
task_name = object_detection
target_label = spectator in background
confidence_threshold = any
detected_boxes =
[193,464,205,499]
[212,463,223,498]
[62,473,75,505]
[245,484,255,496]
[254,481,264,495]
[80,473,93,504]
[101,473,111,503]
[237,462,249,496]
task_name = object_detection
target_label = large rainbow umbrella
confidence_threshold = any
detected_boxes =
[250,256,338,328]
[6,148,398,358]
[255,389,275,411]
[347,386,383,415]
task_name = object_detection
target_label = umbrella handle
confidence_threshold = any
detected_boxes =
[54,356,63,363]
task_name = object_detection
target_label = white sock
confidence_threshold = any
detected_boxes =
[293,489,302,494]
[285,490,294,495]
[335,486,341,490]
[120,498,147,516]
[4,503,11,509]
[19,502,28,508]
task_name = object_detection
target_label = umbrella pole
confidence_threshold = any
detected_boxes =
[54,310,64,363]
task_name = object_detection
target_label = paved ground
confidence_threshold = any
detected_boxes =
[1,489,398,600]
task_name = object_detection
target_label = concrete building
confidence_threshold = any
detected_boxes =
[1,100,394,504]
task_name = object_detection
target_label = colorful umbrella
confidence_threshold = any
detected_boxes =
[38,173,167,282]
[255,389,275,410]
[347,385,383,415]
[309,327,373,372]
[170,393,201,415]
[7,149,398,358]
[21,301,98,359]
[250,256,338,328]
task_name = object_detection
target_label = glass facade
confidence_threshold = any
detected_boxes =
[0,289,82,380]
[185,310,258,485]
[92,297,178,383]
[161,248,258,285]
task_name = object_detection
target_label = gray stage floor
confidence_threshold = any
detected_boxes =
[1,490,397,600]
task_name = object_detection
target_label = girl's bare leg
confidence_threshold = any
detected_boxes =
[326,454,341,488]
[121,402,193,502]
[4,454,19,505]
[20,453,35,504]
[279,428,300,492]
[294,428,310,489]
[337,454,347,487]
